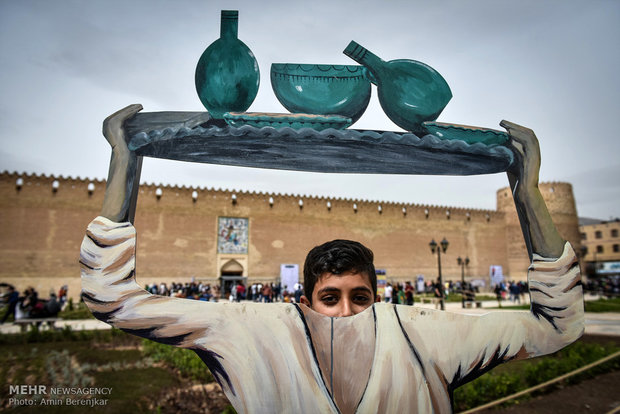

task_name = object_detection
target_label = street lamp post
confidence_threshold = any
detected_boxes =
[457,256,470,308]
[593,251,600,277]
[578,245,588,277]
[430,238,449,311]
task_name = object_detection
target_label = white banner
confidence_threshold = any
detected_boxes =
[280,264,299,292]
[416,275,425,293]
[598,261,620,275]
[490,265,503,286]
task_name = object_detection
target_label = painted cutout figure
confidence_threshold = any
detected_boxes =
[80,105,583,413]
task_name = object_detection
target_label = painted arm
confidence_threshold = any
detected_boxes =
[500,120,565,260]
[99,104,143,223]
[397,121,583,390]
[80,105,254,391]
[498,119,584,351]
[82,105,215,347]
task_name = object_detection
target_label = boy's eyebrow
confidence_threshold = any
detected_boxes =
[316,287,341,295]
[316,286,373,295]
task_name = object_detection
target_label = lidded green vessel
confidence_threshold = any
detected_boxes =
[344,41,452,133]
[195,10,260,118]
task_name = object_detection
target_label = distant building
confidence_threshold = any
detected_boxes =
[0,172,581,299]
[579,217,620,277]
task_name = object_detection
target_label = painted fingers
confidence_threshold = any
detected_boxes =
[102,104,143,149]
[501,120,541,189]
[500,120,540,158]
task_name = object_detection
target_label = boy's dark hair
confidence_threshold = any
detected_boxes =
[303,239,377,304]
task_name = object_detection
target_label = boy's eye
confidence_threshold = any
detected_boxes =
[353,295,370,303]
[320,295,338,305]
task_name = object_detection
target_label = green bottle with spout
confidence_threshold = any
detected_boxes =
[344,41,452,133]
[195,10,260,118]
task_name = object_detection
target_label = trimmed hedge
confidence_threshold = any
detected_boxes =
[453,341,620,411]
[142,340,215,383]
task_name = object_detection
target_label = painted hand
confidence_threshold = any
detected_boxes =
[500,120,541,192]
[99,104,143,223]
[102,104,143,151]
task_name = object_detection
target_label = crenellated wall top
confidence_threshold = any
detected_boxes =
[3,170,504,220]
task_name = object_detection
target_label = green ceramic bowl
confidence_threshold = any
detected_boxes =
[270,64,371,124]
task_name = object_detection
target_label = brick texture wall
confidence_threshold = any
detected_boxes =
[0,172,579,299]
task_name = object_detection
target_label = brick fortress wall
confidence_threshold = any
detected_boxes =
[0,172,580,299]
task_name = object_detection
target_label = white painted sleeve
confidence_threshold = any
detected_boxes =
[80,216,218,347]
[397,242,584,388]
[81,217,338,411]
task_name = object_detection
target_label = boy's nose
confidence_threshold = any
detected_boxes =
[340,300,354,317]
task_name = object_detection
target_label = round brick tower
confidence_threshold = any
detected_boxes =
[497,182,581,279]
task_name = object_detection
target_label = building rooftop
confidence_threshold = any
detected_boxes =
[579,217,604,226]
[579,217,620,226]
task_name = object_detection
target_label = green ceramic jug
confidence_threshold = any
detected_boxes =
[343,41,452,133]
[195,10,260,118]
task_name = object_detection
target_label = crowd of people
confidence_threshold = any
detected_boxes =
[142,279,501,306]
[382,282,416,305]
[0,277,561,323]
[493,280,528,307]
[141,279,493,307]
[143,281,306,304]
[143,279,481,306]
[583,275,620,297]
[5,274,615,322]
[0,284,67,323]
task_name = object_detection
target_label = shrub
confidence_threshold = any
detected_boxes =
[455,371,522,410]
[453,340,619,411]
[142,340,215,383]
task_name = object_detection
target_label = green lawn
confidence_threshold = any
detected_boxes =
[492,296,620,312]
[584,296,620,312]
[58,300,95,320]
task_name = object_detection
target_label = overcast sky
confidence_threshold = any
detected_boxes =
[1,0,618,220]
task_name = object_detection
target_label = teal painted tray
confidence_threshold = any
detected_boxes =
[223,112,352,131]
[125,112,514,176]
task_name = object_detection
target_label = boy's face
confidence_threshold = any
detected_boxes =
[300,271,375,317]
